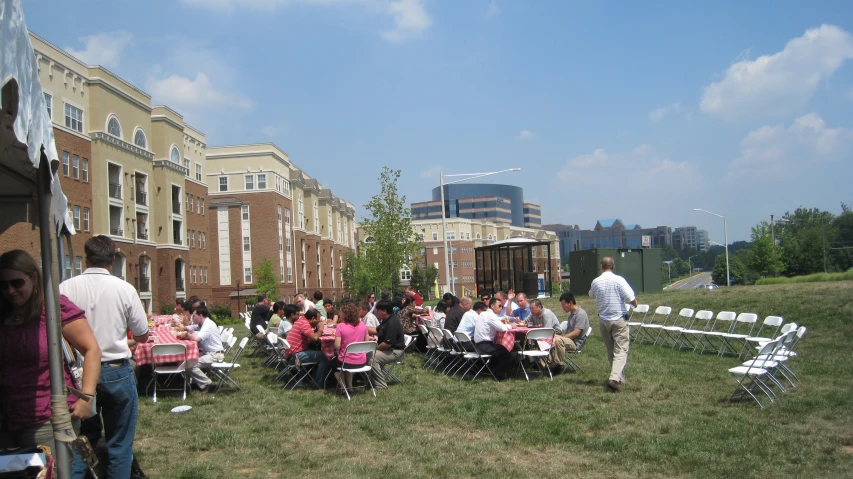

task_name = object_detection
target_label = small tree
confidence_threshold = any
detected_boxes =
[254,258,279,300]
[748,221,784,278]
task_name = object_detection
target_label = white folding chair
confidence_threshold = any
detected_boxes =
[697,311,737,355]
[210,337,249,392]
[146,343,188,402]
[627,304,650,341]
[638,306,672,345]
[676,310,714,352]
[517,328,555,382]
[660,308,694,349]
[720,313,758,358]
[424,326,449,371]
[728,338,781,408]
[753,326,807,387]
[563,326,592,372]
[453,331,497,381]
[752,321,796,350]
[336,341,378,400]
[222,335,237,357]
[740,329,796,394]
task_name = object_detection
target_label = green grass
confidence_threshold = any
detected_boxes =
[136,281,853,478]
[755,270,853,285]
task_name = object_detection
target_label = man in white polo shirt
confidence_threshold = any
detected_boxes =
[59,235,149,479]
[589,257,637,392]
[181,304,224,393]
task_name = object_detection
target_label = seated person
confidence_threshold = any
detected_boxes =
[456,298,481,340]
[370,300,406,390]
[250,294,271,339]
[549,293,590,374]
[285,309,330,388]
[473,298,517,380]
[313,291,326,318]
[432,301,447,329]
[278,304,298,336]
[443,295,465,332]
[267,301,286,332]
[181,305,224,393]
[172,300,194,331]
[332,303,370,393]
[494,291,519,319]
[323,299,340,326]
[358,301,380,336]
[505,291,532,323]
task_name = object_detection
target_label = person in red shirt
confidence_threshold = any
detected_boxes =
[285,309,330,388]
[405,285,423,307]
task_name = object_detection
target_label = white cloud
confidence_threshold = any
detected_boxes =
[64,31,133,68]
[516,129,535,141]
[419,165,442,180]
[382,0,432,43]
[146,73,253,112]
[700,25,853,120]
[558,145,700,187]
[729,113,853,179]
[487,0,500,17]
[261,126,286,137]
[648,102,682,122]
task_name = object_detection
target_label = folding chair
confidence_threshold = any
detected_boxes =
[638,306,672,345]
[676,310,713,352]
[453,331,497,381]
[217,325,224,335]
[146,343,188,402]
[381,334,413,385]
[439,329,465,376]
[728,338,781,408]
[222,335,237,357]
[424,326,449,371]
[210,337,249,392]
[517,328,556,382]
[697,311,737,355]
[335,341,378,400]
[627,304,650,341]
[740,329,797,394]
[720,313,758,358]
[746,319,792,350]
[659,308,694,349]
[753,326,807,387]
[563,326,593,372]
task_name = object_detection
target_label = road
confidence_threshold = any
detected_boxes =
[665,272,713,290]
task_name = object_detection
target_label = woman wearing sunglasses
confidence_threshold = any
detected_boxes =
[0,249,101,452]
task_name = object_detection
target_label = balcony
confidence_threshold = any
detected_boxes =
[137,277,150,293]
[110,226,123,236]
[137,229,148,240]
[136,190,147,206]
[109,182,122,199]
[172,201,181,215]
[175,278,185,292]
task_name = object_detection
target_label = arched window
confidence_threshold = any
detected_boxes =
[364,236,375,244]
[107,116,122,138]
[170,146,180,164]
[133,128,147,148]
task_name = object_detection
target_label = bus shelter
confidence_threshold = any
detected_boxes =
[474,238,553,298]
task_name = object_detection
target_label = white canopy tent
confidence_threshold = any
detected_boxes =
[1,0,78,476]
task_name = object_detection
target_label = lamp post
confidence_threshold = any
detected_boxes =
[694,208,729,287]
[440,168,521,296]
[688,255,697,275]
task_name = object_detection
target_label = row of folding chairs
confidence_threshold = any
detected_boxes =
[626,304,798,359]
[728,325,807,408]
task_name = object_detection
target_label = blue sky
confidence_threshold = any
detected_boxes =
[25,0,853,242]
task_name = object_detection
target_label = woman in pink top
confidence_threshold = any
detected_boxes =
[0,250,101,453]
[333,303,369,394]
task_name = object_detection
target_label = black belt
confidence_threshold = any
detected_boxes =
[102,359,129,366]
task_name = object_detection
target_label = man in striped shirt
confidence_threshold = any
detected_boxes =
[589,257,637,392]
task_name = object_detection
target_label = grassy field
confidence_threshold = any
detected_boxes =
[135,281,853,478]
[756,270,853,285]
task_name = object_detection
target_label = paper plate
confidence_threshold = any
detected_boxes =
[171,405,192,413]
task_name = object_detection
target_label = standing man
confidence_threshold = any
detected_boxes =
[589,257,637,392]
[371,300,405,390]
[548,293,590,374]
[249,294,271,339]
[60,235,149,478]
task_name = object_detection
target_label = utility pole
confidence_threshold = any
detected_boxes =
[771,214,776,277]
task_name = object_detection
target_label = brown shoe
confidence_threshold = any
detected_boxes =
[607,380,622,392]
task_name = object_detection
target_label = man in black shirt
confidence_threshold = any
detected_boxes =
[249,294,271,339]
[371,300,405,389]
[443,294,465,332]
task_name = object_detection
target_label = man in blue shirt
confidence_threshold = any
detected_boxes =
[505,291,531,322]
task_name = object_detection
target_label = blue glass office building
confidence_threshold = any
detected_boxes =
[411,184,541,228]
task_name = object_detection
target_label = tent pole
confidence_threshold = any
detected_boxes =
[38,160,73,478]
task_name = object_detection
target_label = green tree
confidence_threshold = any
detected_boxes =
[342,167,420,298]
[254,258,279,300]
[831,203,853,271]
[778,208,836,275]
[410,264,438,300]
[748,221,784,279]
[712,253,749,285]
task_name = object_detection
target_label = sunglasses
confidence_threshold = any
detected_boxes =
[0,278,28,290]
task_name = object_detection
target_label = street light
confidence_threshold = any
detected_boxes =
[440,168,521,295]
[688,255,697,275]
[694,208,730,287]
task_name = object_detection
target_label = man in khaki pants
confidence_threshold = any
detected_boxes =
[589,257,637,392]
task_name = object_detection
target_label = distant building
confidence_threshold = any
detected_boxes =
[542,220,672,263]
[673,226,709,252]
[411,184,539,229]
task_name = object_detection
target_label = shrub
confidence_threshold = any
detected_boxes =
[209,303,232,322]
[160,304,175,315]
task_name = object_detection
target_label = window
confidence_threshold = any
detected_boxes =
[170,146,180,164]
[195,164,202,182]
[73,206,80,230]
[184,159,191,176]
[62,152,69,176]
[134,129,146,148]
[64,103,83,132]
[200,233,206,249]
[244,267,252,283]
[203,267,208,284]
[257,174,266,189]
[476,233,481,239]
[200,199,205,215]
[44,93,52,118]
[400,266,412,281]
[83,208,90,231]
[72,155,79,179]
[432,247,438,255]
[432,232,437,240]
[189,231,195,248]
[107,116,121,138]
[243,236,250,252]
[298,195,304,229]
[188,195,193,212]
[191,266,196,284]
[219,177,228,192]
[74,256,83,276]
[81,158,88,182]
[245,175,254,190]
[313,202,319,233]
[466,232,470,240]
[241,205,249,221]
[446,231,456,240]
[64,256,72,278]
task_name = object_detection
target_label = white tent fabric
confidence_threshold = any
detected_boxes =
[0,0,70,236]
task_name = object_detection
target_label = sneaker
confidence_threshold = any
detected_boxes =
[550,365,566,376]
[606,380,622,392]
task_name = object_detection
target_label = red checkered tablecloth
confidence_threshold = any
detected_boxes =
[494,327,529,352]
[135,326,200,366]
[149,315,175,327]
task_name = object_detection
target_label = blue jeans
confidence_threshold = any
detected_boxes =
[295,350,331,388]
[72,360,138,479]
